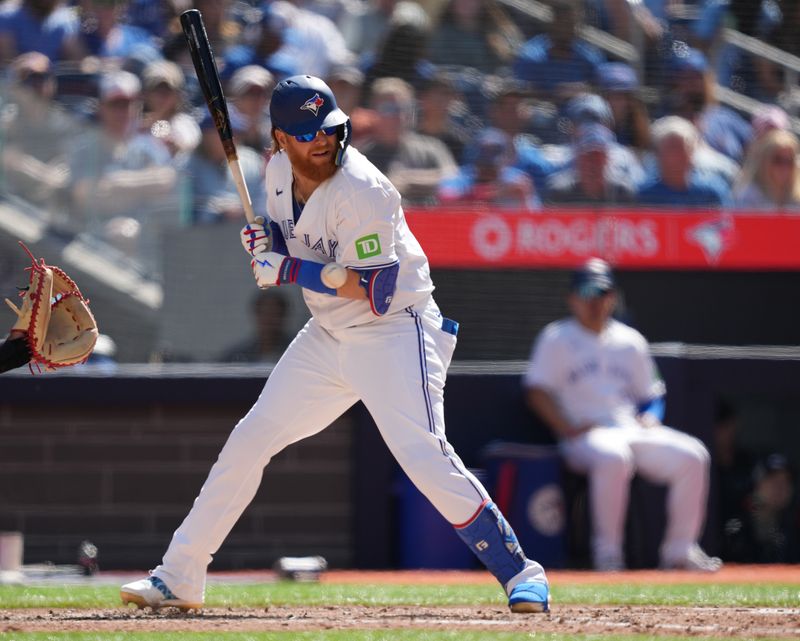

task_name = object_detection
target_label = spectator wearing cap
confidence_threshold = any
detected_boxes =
[525,257,721,572]
[561,93,645,189]
[337,0,398,63]
[76,0,160,64]
[546,123,635,206]
[733,129,800,212]
[663,46,752,164]
[476,80,560,196]
[426,0,521,74]
[0,0,83,63]
[596,62,651,154]
[186,108,267,224]
[141,60,200,160]
[637,116,731,208]
[325,65,373,148]
[415,73,474,162]
[360,77,458,206]
[67,70,179,274]
[723,453,799,563]
[363,3,432,95]
[439,127,539,210]
[228,65,274,153]
[0,51,73,211]
[512,0,605,101]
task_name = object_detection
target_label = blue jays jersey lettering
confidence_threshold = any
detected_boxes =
[265,147,433,331]
[524,318,665,429]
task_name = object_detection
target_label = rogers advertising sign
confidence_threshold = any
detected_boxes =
[404,208,800,269]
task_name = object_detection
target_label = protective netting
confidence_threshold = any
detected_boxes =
[0,0,795,363]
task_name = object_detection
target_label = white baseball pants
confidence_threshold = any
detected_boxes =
[560,424,711,568]
[152,297,536,602]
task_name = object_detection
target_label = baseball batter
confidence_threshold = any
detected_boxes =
[524,258,721,572]
[121,75,549,613]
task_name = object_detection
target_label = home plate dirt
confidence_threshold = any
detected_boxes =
[2,565,799,637]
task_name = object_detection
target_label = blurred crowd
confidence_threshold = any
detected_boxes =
[2,0,800,278]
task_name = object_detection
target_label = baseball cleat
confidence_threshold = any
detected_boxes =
[661,544,723,572]
[120,576,202,611]
[508,581,551,613]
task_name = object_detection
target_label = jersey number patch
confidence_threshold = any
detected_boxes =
[355,234,382,259]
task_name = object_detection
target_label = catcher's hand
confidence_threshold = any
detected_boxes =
[4,242,98,371]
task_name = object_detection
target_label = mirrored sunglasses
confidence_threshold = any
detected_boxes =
[293,126,338,142]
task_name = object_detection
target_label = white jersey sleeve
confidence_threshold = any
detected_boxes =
[523,322,566,391]
[335,186,400,269]
[627,330,667,402]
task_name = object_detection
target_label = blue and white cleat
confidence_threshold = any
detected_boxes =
[508,581,551,613]
[120,576,201,611]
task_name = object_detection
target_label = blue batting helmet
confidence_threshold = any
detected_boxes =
[270,74,351,164]
[570,257,616,298]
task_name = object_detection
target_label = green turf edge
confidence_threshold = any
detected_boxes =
[0,582,798,609]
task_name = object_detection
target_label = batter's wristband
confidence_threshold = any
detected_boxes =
[278,257,336,295]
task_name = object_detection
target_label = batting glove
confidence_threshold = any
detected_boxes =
[251,251,287,288]
[240,216,272,256]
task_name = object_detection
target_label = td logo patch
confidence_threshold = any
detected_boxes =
[355,233,382,259]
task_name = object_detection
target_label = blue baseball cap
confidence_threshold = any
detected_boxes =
[570,257,615,298]
[564,93,613,128]
[573,123,615,155]
[597,62,639,92]
[670,46,708,74]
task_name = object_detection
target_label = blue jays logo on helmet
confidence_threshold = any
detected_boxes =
[270,75,352,165]
[300,93,325,116]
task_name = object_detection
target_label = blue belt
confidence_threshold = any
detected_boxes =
[441,317,459,336]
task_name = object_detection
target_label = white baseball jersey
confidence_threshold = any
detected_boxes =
[264,147,433,330]
[524,317,710,569]
[524,318,666,430]
[150,146,548,602]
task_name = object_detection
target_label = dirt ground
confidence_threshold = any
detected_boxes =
[2,565,799,637]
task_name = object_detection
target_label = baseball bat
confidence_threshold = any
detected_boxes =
[180,9,256,224]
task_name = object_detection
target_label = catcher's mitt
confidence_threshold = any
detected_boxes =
[4,242,98,371]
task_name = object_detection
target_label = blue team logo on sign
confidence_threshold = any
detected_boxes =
[300,93,325,116]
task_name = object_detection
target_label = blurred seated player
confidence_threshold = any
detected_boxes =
[227,65,275,155]
[545,124,635,206]
[140,60,201,162]
[637,116,731,208]
[220,289,295,363]
[512,0,605,102]
[0,0,83,64]
[359,77,458,206]
[186,109,267,224]
[439,128,539,210]
[733,129,800,212]
[524,258,721,572]
[0,52,72,211]
[426,0,522,74]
